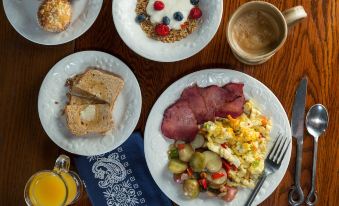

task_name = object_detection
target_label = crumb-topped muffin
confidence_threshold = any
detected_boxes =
[37,0,72,32]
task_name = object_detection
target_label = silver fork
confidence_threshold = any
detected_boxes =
[245,134,290,206]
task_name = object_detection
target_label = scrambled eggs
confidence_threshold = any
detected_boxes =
[200,100,272,188]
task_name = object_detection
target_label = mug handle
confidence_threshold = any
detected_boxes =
[54,155,71,173]
[282,6,307,28]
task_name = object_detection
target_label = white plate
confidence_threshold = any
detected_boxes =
[3,0,103,45]
[38,51,142,156]
[144,69,292,206]
[112,0,223,62]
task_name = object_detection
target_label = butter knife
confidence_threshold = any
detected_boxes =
[288,77,307,206]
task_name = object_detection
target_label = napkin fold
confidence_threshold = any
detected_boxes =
[73,132,172,206]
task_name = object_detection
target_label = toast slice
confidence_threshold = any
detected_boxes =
[68,94,104,105]
[70,69,124,107]
[65,104,113,136]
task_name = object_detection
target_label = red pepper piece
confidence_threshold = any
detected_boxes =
[177,143,185,150]
[211,172,225,179]
[222,159,238,173]
[187,167,193,177]
[199,178,208,190]
[221,143,228,148]
[222,160,231,174]
[231,164,238,171]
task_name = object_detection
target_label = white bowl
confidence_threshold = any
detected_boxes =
[112,0,223,62]
[3,0,103,45]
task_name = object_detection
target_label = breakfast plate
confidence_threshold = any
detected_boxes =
[38,51,142,155]
[144,69,292,205]
[112,0,223,62]
[3,0,103,45]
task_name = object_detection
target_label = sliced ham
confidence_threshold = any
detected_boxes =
[161,100,199,142]
[215,96,245,118]
[199,85,235,119]
[223,83,244,98]
[161,83,246,141]
[180,85,211,124]
[217,83,245,118]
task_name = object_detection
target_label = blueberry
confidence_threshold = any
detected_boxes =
[190,0,199,5]
[173,12,184,21]
[162,16,170,25]
[135,14,146,23]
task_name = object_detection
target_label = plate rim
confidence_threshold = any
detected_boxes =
[37,50,142,156]
[144,68,292,205]
[3,0,103,45]
[112,0,224,62]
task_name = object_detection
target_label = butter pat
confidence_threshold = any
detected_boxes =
[80,105,96,122]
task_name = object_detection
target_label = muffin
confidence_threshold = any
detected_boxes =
[37,0,72,32]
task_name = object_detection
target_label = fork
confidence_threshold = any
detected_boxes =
[245,134,290,206]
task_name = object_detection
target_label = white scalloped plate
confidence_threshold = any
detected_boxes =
[3,0,103,45]
[38,51,142,156]
[112,0,223,62]
[144,69,291,206]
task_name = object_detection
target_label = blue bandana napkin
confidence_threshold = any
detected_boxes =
[73,132,172,206]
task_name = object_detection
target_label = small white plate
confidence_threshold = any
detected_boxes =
[112,0,223,62]
[3,0,103,45]
[38,51,142,156]
[144,69,292,206]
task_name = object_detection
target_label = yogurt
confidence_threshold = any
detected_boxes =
[146,0,194,30]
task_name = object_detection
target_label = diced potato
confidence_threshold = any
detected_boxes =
[168,159,187,174]
[206,168,227,186]
[203,151,222,173]
[190,134,205,149]
[183,179,200,199]
[178,144,194,162]
[189,152,206,172]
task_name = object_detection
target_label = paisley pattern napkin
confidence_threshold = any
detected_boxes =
[73,132,172,206]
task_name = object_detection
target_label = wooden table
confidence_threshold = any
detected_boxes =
[0,0,338,205]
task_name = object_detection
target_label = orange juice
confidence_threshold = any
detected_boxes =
[25,155,82,206]
[28,172,67,206]
[61,172,77,204]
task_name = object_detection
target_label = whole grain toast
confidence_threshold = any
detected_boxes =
[67,94,104,105]
[65,104,113,136]
[70,68,124,107]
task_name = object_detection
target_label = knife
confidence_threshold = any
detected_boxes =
[288,76,307,206]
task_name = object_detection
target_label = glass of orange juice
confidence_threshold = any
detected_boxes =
[24,155,83,206]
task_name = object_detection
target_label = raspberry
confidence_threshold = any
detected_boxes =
[153,1,164,11]
[155,24,170,36]
[190,7,202,19]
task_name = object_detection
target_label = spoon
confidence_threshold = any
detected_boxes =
[305,104,329,206]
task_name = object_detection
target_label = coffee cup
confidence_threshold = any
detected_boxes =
[227,1,307,65]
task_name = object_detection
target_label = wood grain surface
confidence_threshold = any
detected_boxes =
[0,0,338,206]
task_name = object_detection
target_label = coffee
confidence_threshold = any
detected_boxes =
[232,10,281,55]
